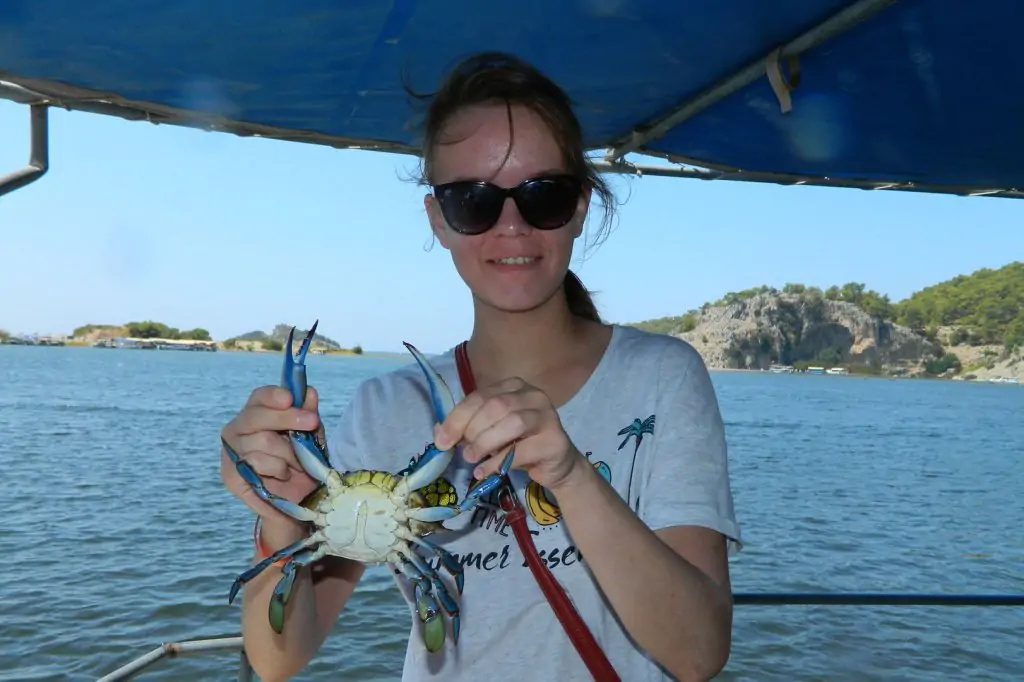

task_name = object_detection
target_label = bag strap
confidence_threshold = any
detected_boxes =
[454,342,621,682]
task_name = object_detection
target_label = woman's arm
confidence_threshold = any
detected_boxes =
[240,517,366,682]
[552,341,739,681]
[552,455,732,681]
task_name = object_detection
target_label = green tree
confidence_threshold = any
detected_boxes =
[895,262,1023,345]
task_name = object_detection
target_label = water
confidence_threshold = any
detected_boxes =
[1,346,1021,681]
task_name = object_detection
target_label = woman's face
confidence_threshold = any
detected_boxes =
[424,103,589,314]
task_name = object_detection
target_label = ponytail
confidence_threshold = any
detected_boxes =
[564,269,601,323]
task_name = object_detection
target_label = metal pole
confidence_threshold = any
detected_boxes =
[591,159,1023,200]
[0,103,50,198]
[95,637,245,682]
[733,592,1024,606]
[604,0,897,161]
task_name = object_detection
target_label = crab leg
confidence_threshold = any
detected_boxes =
[396,547,462,652]
[268,545,329,634]
[281,322,333,485]
[227,532,323,604]
[222,437,318,523]
[396,561,446,652]
[411,536,465,594]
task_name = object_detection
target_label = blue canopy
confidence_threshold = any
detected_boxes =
[1,0,1022,198]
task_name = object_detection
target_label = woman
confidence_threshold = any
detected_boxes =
[220,52,741,682]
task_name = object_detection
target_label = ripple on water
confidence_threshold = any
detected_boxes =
[2,348,1022,680]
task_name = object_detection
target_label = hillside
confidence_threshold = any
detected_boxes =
[223,324,362,355]
[629,262,1023,380]
[226,324,345,351]
[54,321,363,355]
[71,321,211,343]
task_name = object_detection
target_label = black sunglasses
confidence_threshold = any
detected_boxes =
[432,174,583,235]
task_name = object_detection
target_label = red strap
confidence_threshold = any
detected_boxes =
[455,342,621,682]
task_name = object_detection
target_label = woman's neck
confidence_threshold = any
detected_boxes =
[465,293,611,398]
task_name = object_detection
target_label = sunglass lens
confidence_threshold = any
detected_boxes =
[516,177,580,229]
[437,183,504,235]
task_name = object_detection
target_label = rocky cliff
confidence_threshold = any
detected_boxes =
[659,292,936,374]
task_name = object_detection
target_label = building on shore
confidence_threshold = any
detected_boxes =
[111,337,218,351]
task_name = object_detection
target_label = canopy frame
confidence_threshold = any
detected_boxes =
[1,0,1021,200]
[602,0,897,162]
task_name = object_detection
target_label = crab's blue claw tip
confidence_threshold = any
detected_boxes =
[403,342,457,427]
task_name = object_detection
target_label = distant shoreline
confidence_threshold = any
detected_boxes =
[2,341,1017,385]
[0,338,409,360]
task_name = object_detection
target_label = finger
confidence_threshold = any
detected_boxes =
[227,404,319,437]
[241,449,294,480]
[471,441,519,481]
[245,385,294,409]
[303,386,328,442]
[244,385,320,418]
[467,409,541,466]
[245,430,303,469]
[460,394,520,462]
[434,391,484,451]
[435,378,524,450]
[302,385,320,412]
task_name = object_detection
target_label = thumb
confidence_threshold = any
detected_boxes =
[303,386,328,444]
[304,385,320,413]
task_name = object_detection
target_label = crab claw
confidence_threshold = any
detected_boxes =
[395,342,459,495]
[415,582,447,653]
[282,321,318,408]
[458,445,516,512]
[403,341,456,426]
[279,321,332,484]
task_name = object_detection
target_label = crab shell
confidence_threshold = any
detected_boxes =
[299,469,444,563]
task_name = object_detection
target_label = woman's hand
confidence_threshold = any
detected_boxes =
[433,377,586,492]
[220,385,324,540]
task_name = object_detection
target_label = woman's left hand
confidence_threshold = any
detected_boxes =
[432,377,586,492]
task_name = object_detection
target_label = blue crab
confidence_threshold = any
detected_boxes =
[221,321,513,653]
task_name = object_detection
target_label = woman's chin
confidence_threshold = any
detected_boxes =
[475,283,561,315]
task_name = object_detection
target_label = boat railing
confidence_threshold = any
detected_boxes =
[94,591,1024,681]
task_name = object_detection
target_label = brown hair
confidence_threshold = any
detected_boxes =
[406,52,617,323]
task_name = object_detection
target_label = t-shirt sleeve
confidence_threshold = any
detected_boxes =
[636,340,743,554]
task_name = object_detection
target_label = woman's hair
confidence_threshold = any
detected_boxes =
[406,52,617,323]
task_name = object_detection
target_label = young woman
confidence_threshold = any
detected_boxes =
[220,52,741,682]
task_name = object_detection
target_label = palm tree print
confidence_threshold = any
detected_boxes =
[619,415,655,510]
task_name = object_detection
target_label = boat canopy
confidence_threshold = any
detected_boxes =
[1,0,1022,198]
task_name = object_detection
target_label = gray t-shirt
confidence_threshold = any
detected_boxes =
[326,324,742,681]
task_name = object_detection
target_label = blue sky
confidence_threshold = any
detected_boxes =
[1,100,1021,354]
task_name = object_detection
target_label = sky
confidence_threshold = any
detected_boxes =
[1,100,1021,354]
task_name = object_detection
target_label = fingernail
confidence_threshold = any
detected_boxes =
[434,425,450,450]
[297,412,318,428]
[473,466,484,480]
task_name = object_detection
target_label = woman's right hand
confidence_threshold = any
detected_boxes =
[220,385,325,539]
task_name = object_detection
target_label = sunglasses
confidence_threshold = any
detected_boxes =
[432,174,583,235]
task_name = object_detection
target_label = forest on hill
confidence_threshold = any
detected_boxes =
[632,261,1024,353]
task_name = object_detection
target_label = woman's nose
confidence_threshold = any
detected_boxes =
[495,197,531,234]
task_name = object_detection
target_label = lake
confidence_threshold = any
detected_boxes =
[1,345,1021,681]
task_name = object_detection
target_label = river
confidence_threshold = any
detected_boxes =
[1,345,1021,681]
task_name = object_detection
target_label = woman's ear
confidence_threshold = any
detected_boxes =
[424,194,451,250]
[573,185,592,238]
